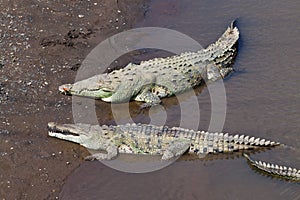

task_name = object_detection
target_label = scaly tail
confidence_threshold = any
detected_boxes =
[243,153,300,182]
[204,19,239,64]
[205,20,239,80]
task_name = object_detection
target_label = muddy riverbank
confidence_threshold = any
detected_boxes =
[0,0,149,199]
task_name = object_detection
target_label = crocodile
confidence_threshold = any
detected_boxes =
[58,22,239,106]
[47,122,300,181]
[47,122,279,161]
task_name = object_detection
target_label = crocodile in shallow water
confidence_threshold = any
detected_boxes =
[47,122,277,160]
[47,122,300,181]
[59,22,239,106]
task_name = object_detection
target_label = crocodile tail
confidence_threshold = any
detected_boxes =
[243,153,300,181]
[191,131,280,155]
[204,21,239,69]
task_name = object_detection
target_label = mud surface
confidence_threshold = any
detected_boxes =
[0,0,149,199]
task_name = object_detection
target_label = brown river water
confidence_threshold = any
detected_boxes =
[59,0,300,199]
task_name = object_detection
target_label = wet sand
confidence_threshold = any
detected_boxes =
[0,0,149,199]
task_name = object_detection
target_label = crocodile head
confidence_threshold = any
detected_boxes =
[47,122,112,150]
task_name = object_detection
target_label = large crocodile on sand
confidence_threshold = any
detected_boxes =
[59,22,239,107]
[47,122,300,181]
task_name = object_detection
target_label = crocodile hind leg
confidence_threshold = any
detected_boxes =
[85,144,118,160]
[162,140,191,160]
[197,152,209,159]
[206,64,234,83]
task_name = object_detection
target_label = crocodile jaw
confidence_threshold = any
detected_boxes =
[58,83,113,99]
[48,122,111,150]
[47,122,92,145]
[48,122,91,135]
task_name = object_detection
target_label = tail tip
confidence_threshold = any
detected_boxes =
[230,18,238,29]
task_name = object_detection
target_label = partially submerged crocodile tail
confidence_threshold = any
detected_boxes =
[243,153,300,181]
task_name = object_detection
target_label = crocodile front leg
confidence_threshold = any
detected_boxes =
[85,144,118,160]
[102,72,157,103]
[162,139,191,160]
[135,88,161,108]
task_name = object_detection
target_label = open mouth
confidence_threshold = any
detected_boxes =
[47,122,78,136]
[47,122,92,137]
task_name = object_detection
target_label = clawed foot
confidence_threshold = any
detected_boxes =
[85,153,111,161]
[139,102,162,109]
[162,140,190,160]
[85,145,118,160]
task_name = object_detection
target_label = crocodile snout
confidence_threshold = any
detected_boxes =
[58,84,73,94]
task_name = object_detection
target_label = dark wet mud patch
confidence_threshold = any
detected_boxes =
[0,0,150,199]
